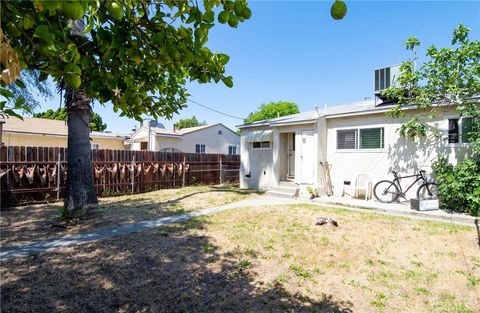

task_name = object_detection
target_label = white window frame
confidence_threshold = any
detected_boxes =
[447,116,474,146]
[335,126,386,153]
[228,145,237,155]
[251,141,271,150]
[195,144,206,154]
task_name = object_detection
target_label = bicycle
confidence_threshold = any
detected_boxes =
[373,170,438,203]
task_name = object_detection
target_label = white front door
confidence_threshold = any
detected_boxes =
[300,130,314,184]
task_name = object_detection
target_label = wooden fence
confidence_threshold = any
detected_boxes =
[0,146,240,207]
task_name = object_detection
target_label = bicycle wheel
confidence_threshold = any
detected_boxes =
[417,182,438,200]
[374,180,400,203]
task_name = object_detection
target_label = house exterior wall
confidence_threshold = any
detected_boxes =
[240,122,318,190]
[154,124,240,154]
[325,109,473,198]
[2,133,124,149]
[239,127,274,189]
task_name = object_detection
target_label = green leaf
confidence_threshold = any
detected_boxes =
[33,25,54,42]
[0,88,14,98]
[222,76,233,88]
[15,79,26,89]
[84,15,95,33]
[217,53,230,65]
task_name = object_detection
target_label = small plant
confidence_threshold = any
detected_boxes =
[237,259,252,270]
[289,264,311,278]
[306,186,319,199]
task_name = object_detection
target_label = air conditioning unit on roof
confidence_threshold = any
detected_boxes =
[373,64,401,99]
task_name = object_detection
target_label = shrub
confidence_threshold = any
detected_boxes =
[432,157,480,216]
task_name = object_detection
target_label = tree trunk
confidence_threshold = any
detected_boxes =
[63,88,98,218]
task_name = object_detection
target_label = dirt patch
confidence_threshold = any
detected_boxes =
[1,204,478,312]
[0,185,261,247]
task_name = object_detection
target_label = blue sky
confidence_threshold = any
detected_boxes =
[35,1,480,134]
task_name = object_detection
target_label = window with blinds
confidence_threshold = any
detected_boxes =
[337,129,358,149]
[360,128,384,149]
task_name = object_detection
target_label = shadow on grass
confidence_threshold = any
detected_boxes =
[1,218,353,312]
[1,187,263,247]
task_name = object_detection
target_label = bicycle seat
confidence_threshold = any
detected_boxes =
[391,170,398,176]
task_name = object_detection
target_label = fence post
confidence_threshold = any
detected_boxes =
[182,155,186,188]
[131,154,135,193]
[219,155,223,185]
[56,151,61,200]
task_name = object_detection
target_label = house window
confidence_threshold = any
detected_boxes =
[228,145,237,155]
[337,127,385,150]
[218,130,223,135]
[360,128,384,149]
[91,143,99,150]
[462,117,474,143]
[449,117,475,144]
[337,129,358,149]
[140,142,148,150]
[252,141,270,149]
[195,144,206,154]
[448,119,459,143]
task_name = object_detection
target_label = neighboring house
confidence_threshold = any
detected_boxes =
[1,116,126,149]
[238,99,476,198]
[126,121,240,155]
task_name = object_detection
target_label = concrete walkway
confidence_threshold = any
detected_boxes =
[0,197,293,261]
[310,195,478,226]
[1,196,477,261]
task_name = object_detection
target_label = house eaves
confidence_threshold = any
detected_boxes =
[270,119,318,127]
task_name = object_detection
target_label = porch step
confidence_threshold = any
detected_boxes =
[279,181,298,188]
[265,185,299,199]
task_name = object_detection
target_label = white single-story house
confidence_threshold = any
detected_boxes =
[238,99,476,199]
[126,121,240,155]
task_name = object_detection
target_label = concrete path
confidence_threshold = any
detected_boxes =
[0,197,294,261]
[1,196,477,261]
[310,195,478,226]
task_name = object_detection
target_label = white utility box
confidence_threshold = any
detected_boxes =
[410,199,439,211]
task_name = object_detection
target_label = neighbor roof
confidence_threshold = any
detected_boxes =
[2,116,127,139]
[149,123,238,137]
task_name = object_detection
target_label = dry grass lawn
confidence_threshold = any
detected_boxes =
[0,185,260,247]
[1,204,479,312]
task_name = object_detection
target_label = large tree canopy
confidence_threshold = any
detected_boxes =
[175,115,206,129]
[1,0,252,217]
[244,101,299,123]
[1,0,252,120]
[33,107,107,131]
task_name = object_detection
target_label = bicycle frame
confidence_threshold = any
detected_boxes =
[392,173,426,197]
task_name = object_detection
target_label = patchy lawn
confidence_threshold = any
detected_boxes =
[0,185,260,247]
[1,204,478,312]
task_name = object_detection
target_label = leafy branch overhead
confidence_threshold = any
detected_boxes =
[383,25,480,143]
[1,0,252,122]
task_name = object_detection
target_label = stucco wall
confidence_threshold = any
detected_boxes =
[239,127,274,190]
[2,133,124,149]
[154,124,240,154]
[325,110,473,198]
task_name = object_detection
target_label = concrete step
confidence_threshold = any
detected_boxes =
[266,185,299,199]
[269,186,298,194]
[265,190,298,199]
[279,181,299,188]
